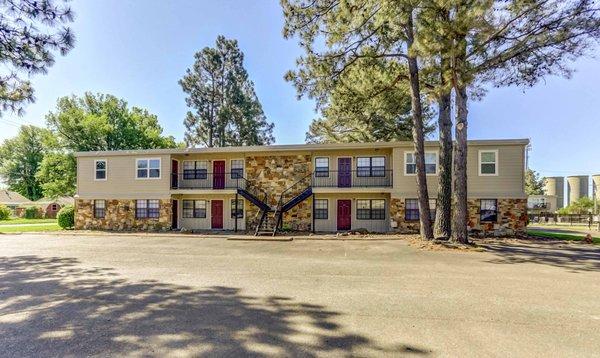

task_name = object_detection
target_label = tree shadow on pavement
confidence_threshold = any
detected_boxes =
[481,241,600,272]
[0,255,430,357]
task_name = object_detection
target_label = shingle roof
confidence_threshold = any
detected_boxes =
[35,196,75,206]
[0,190,32,205]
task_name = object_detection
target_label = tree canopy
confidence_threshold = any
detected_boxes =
[0,0,74,116]
[0,125,51,200]
[180,35,274,147]
[525,169,545,196]
[46,93,177,152]
[304,56,433,143]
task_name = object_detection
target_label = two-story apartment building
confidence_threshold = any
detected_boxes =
[74,139,529,234]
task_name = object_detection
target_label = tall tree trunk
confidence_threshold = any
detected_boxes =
[434,89,452,239]
[406,10,434,240]
[452,84,469,244]
[209,80,215,147]
[450,25,469,244]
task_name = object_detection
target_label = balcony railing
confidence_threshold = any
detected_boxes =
[172,169,394,190]
[311,170,393,188]
[171,172,246,190]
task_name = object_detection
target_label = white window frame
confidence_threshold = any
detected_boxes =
[136,158,162,180]
[404,151,439,176]
[478,149,499,176]
[230,198,244,219]
[314,199,328,220]
[230,159,245,179]
[94,159,107,181]
[314,157,330,177]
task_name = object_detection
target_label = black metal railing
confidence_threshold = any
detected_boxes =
[527,203,548,209]
[311,169,393,188]
[171,172,246,190]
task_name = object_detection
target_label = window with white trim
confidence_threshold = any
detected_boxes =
[94,200,105,218]
[357,199,385,220]
[137,159,161,179]
[314,199,328,219]
[315,157,329,177]
[479,150,497,175]
[405,152,437,175]
[95,160,107,180]
[183,160,207,179]
[136,199,160,218]
[357,156,385,177]
[183,200,207,218]
[231,160,244,179]
[231,199,244,218]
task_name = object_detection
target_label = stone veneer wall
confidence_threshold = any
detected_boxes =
[389,198,421,233]
[390,198,527,234]
[245,155,312,231]
[75,199,172,231]
[467,198,528,233]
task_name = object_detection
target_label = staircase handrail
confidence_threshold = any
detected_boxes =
[237,176,269,206]
[276,172,313,212]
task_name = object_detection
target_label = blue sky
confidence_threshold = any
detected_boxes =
[2,0,599,180]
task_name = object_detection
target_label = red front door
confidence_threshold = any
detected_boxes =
[337,199,351,230]
[213,160,225,189]
[211,200,223,229]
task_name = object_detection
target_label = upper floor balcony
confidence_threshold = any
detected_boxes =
[171,172,246,190]
[171,168,394,190]
[311,169,393,188]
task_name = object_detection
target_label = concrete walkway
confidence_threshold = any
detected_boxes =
[0,233,598,357]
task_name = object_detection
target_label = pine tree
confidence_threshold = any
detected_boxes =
[282,0,438,240]
[180,36,274,147]
[0,0,74,116]
[444,0,600,243]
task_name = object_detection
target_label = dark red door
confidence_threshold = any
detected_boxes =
[211,200,223,229]
[171,199,178,229]
[213,160,225,189]
[337,199,351,230]
[171,160,179,188]
[338,158,352,188]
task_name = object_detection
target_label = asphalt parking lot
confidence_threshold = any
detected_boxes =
[0,233,598,357]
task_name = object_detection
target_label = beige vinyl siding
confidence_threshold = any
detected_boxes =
[77,155,171,199]
[313,193,390,232]
[467,145,525,198]
[392,144,526,199]
[176,194,246,231]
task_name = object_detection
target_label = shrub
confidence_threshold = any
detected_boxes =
[0,204,11,220]
[24,206,42,219]
[57,205,75,229]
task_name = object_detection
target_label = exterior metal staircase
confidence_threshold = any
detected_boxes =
[267,173,313,236]
[234,174,314,236]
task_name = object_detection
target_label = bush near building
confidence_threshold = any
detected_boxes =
[57,206,74,229]
[24,206,43,219]
[0,204,11,220]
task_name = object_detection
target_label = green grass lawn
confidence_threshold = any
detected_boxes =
[527,229,600,244]
[0,223,62,233]
[0,218,57,225]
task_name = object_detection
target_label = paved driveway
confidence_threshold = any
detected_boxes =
[0,234,598,357]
